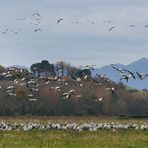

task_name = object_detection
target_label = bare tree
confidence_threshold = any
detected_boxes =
[55,61,71,76]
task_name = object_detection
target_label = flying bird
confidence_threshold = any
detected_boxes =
[126,25,135,27]
[2,29,9,34]
[32,13,40,16]
[95,97,103,102]
[30,21,41,26]
[34,28,42,32]
[71,21,81,24]
[112,65,126,73]
[120,75,129,83]
[136,72,148,80]
[105,87,115,94]
[96,74,106,78]
[126,70,136,79]
[28,99,37,102]
[104,21,112,23]
[108,26,117,32]
[16,17,26,21]
[84,64,95,70]
[62,89,76,99]
[57,18,64,24]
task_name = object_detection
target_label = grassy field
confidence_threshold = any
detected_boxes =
[0,117,147,148]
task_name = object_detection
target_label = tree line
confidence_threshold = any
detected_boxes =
[0,60,147,117]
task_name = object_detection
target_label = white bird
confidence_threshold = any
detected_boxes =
[62,93,70,99]
[62,90,76,99]
[112,65,126,73]
[21,78,26,81]
[126,70,136,79]
[7,93,16,97]
[55,86,60,90]
[28,99,37,102]
[136,72,148,80]
[69,89,75,93]
[7,86,14,90]
[84,64,95,70]
[105,87,115,93]
[104,20,112,23]
[28,94,33,97]
[96,74,106,78]
[98,97,103,102]
[16,17,26,21]
[95,97,103,102]
[30,21,41,26]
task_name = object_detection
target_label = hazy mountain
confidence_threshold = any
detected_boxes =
[92,58,148,90]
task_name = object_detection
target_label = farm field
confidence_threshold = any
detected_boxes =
[0,117,147,148]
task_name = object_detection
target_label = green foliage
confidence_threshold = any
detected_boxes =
[30,60,56,77]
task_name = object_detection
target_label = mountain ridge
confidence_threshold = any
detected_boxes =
[92,57,148,90]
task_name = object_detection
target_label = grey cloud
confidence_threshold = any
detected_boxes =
[0,0,148,67]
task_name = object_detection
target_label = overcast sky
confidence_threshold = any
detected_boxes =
[0,0,148,68]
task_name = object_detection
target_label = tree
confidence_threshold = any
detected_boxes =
[72,69,91,79]
[55,61,71,76]
[41,60,55,76]
[30,63,42,77]
[30,60,56,77]
[0,65,6,73]
[68,66,79,77]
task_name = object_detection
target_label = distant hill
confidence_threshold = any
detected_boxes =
[92,57,148,90]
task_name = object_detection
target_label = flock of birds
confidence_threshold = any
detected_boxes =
[0,66,111,101]
[0,121,147,131]
[112,65,148,82]
[1,12,148,34]
[0,64,148,103]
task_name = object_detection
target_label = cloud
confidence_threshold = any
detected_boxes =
[0,0,148,67]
